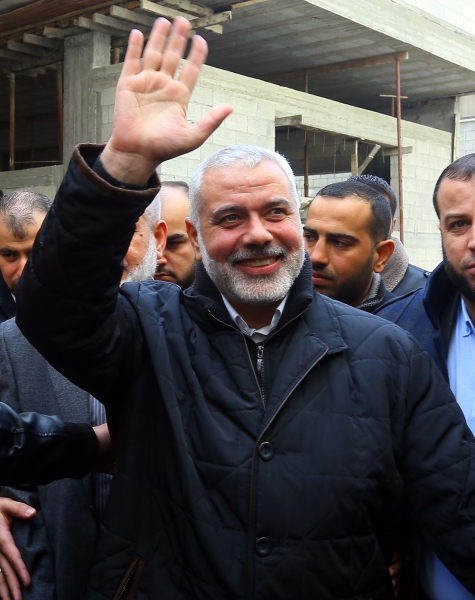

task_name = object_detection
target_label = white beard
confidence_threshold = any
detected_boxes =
[123,234,157,283]
[198,234,305,305]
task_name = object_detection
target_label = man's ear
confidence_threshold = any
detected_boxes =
[153,220,167,256]
[373,238,395,273]
[185,217,202,261]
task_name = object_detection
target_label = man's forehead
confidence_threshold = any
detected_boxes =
[307,195,372,232]
[438,177,475,210]
[201,160,292,204]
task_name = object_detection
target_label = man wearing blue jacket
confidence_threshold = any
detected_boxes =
[377,153,475,599]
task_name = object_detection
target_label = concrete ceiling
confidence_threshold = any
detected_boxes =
[196,0,475,111]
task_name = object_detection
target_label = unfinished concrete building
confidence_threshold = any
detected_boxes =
[1,0,475,269]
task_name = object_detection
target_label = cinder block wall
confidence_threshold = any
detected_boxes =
[0,165,64,201]
[96,64,276,183]
[459,120,475,156]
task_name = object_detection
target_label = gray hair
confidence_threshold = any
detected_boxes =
[0,190,52,239]
[143,193,162,229]
[188,145,300,228]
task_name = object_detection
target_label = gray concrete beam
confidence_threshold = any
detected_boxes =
[304,0,475,73]
[63,31,110,164]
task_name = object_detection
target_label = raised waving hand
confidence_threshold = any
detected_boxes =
[101,17,233,184]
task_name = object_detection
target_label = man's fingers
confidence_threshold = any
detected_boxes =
[0,554,24,600]
[0,499,35,522]
[160,17,191,77]
[180,35,208,92]
[121,29,146,78]
[142,18,172,72]
[190,104,234,147]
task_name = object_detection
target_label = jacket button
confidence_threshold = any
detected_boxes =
[255,537,272,557]
[258,442,274,461]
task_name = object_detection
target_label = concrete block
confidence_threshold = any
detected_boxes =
[236,96,259,117]
[257,101,275,121]
[187,103,202,123]
[100,87,116,106]
[224,113,248,133]
[161,157,189,178]
[101,124,113,141]
[212,126,236,146]
[247,116,272,137]
[194,86,213,107]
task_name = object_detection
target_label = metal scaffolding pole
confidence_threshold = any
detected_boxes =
[303,73,309,197]
[9,73,15,171]
[395,58,404,245]
[56,63,64,163]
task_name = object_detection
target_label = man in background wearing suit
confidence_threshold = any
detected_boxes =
[0,190,166,600]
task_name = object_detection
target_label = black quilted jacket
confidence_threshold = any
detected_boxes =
[16,145,475,600]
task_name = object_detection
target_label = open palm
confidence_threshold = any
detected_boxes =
[102,17,233,184]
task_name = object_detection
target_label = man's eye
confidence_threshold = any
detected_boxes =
[450,220,468,230]
[222,214,238,223]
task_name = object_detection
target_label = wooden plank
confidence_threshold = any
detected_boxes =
[21,67,47,77]
[161,0,213,17]
[7,40,51,56]
[23,33,63,50]
[382,146,413,156]
[267,52,410,83]
[140,0,223,34]
[93,13,146,33]
[357,144,381,175]
[190,11,231,30]
[75,16,123,36]
[109,5,155,27]
[3,52,62,72]
[0,1,118,39]
[44,26,85,39]
[0,48,26,61]
[275,115,304,129]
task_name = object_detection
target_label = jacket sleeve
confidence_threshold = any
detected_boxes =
[15,145,160,403]
[0,402,97,485]
[401,336,475,592]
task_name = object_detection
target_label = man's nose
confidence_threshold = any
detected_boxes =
[17,257,28,279]
[157,252,167,265]
[468,224,475,252]
[242,215,273,246]
[309,240,329,266]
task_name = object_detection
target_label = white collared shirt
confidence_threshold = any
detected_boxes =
[221,294,288,343]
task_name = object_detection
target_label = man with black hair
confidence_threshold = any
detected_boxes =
[378,153,475,600]
[303,180,395,312]
[155,181,197,289]
[0,191,51,324]
[349,174,429,295]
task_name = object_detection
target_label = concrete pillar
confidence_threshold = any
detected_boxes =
[63,31,110,165]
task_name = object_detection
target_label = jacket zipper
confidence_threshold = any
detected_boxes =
[256,345,266,407]
[208,311,265,407]
[246,346,329,600]
[114,556,145,600]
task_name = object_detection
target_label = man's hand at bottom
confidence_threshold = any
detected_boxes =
[0,498,36,600]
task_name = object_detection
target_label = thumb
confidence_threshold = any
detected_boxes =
[0,499,36,521]
[189,104,234,149]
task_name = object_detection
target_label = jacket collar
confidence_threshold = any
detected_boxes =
[0,274,15,321]
[183,255,348,354]
[423,262,460,345]
[423,262,459,326]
